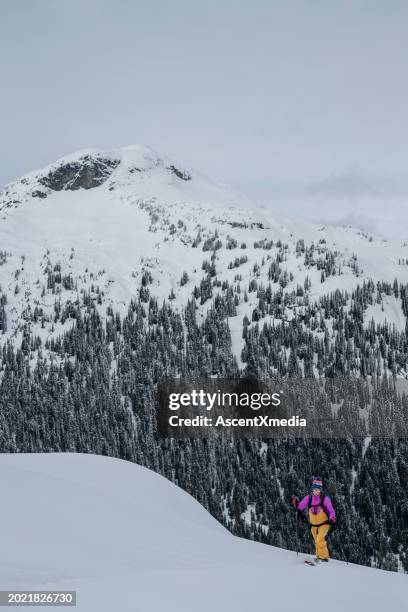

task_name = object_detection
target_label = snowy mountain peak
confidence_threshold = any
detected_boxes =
[0,145,198,208]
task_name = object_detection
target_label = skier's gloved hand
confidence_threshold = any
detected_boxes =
[329,517,337,528]
[290,496,299,509]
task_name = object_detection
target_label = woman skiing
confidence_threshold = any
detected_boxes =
[291,476,336,561]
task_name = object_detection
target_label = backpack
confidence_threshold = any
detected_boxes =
[307,482,336,515]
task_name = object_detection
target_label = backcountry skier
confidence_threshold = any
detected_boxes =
[291,476,336,562]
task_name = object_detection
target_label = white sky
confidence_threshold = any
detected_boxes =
[1,1,407,237]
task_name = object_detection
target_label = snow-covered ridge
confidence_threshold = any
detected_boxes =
[0,144,252,212]
[0,145,188,199]
[0,453,405,612]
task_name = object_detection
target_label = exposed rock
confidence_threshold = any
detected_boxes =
[38,155,120,192]
[167,164,191,181]
[31,190,47,199]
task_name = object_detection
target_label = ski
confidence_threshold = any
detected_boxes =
[303,559,317,566]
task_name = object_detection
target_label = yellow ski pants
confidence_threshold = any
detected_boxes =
[309,509,331,560]
[310,524,331,560]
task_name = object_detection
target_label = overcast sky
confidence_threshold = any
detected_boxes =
[1,1,407,237]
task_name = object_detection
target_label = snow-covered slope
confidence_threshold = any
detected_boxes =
[0,453,405,612]
[1,145,408,354]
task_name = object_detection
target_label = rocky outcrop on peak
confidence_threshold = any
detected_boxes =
[38,155,120,192]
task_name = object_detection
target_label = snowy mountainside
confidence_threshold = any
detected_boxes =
[0,453,405,612]
[1,145,408,357]
[1,149,408,575]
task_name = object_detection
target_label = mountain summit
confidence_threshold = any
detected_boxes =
[0,145,253,214]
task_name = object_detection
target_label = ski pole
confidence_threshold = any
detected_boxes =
[334,529,348,565]
[339,539,349,565]
[295,507,299,556]
[291,495,300,556]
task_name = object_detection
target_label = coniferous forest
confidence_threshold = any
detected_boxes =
[0,257,407,573]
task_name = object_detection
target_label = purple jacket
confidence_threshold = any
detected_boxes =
[298,494,335,520]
